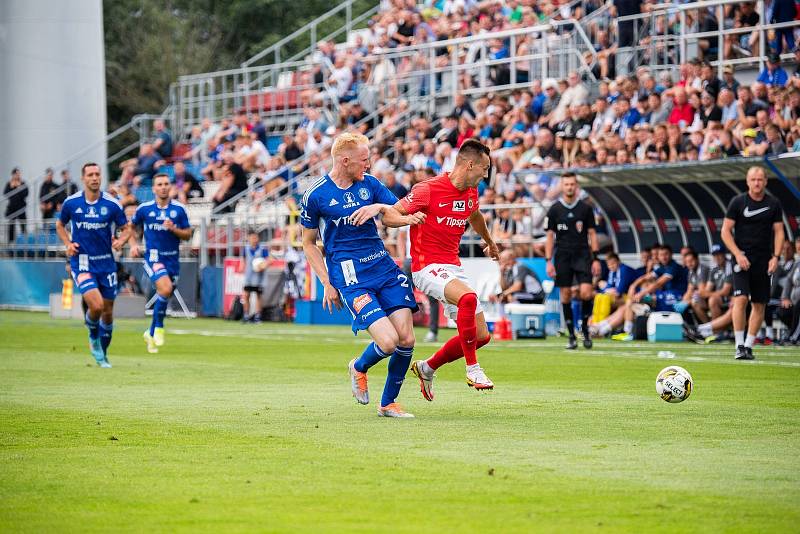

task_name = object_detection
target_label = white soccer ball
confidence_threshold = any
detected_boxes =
[251,257,268,272]
[656,366,693,403]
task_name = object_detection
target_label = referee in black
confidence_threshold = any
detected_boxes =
[545,173,601,349]
[721,166,784,360]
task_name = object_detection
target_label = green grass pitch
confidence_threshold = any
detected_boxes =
[1,310,799,532]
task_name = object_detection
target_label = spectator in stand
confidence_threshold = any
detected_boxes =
[757,53,789,87]
[668,89,695,128]
[171,161,204,204]
[452,93,475,119]
[120,143,165,186]
[213,152,249,214]
[54,169,78,211]
[39,168,59,220]
[770,0,797,54]
[721,64,740,94]
[4,167,28,243]
[152,119,173,159]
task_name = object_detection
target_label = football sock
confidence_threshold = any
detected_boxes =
[85,312,99,340]
[456,293,478,366]
[427,335,490,370]
[381,346,413,407]
[744,334,756,348]
[581,299,592,337]
[623,320,633,334]
[765,326,774,338]
[734,330,745,347]
[99,320,113,355]
[597,320,611,336]
[151,294,168,336]
[562,303,575,338]
[698,322,714,337]
[354,342,389,373]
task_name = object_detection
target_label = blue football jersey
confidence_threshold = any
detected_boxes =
[131,200,190,271]
[59,191,127,274]
[300,173,398,288]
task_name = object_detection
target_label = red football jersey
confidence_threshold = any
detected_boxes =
[399,173,479,271]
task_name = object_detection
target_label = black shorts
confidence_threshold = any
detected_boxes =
[554,248,592,287]
[243,285,263,294]
[732,257,770,304]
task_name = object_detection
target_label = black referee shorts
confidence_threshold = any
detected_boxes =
[554,249,592,287]
[732,256,770,304]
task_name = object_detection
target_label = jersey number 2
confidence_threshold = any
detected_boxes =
[397,273,409,288]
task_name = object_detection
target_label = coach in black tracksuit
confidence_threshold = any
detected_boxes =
[545,173,601,350]
[721,166,784,361]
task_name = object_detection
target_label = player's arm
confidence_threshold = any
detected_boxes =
[113,222,133,250]
[469,209,499,261]
[544,230,555,278]
[164,221,193,240]
[587,227,601,277]
[770,220,784,274]
[349,203,425,227]
[301,227,341,312]
[721,216,749,271]
[55,218,79,257]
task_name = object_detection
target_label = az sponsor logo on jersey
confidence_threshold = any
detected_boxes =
[452,200,466,212]
[74,221,109,230]
[147,222,168,231]
[435,216,468,227]
[352,293,373,313]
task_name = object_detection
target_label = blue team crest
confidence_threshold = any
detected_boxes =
[100,206,108,216]
[344,192,355,204]
[358,188,369,200]
[170,209,177,218]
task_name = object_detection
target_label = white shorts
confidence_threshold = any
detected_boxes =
[412,263,484,320]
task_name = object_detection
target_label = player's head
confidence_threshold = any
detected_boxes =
[331,132,370,181]
[153,173,171,201]
[81,162,101,193]
[606,251,620,271]
[248,230,259,247]
[657,243,672,265]
[560,172,578,201]
[746,166,767,195]
[454,139,491,187]
[499,249,515,267]
[682,248,698,270]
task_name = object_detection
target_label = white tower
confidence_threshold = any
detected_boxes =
[0,0,107,210]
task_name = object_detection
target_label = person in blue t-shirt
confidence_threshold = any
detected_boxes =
[129,174,193,353]
[301,133,425,418]
[612,244,688,341]
[56,162,132,367]
[588,252,636,337]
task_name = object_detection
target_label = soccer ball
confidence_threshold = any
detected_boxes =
[251,257,268,272]
[655,366,693,403]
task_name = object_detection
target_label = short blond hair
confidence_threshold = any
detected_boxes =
[331,132,369,158]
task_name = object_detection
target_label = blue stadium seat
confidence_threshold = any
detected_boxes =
[135,188,155,203]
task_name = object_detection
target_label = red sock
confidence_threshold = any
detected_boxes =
[426,335,463,370]
[426,333,491,370]
[456,293,478,366]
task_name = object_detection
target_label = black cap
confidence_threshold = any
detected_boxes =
[710,243,726,255]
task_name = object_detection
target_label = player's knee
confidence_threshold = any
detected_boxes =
[478,335,491,348]
[398,331,415,348]
[458,292,478,313]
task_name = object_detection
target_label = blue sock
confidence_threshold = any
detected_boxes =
[151,294,168,336]
[381,346,413,407]
[85,312,99,340]
[99,320,113,355]
[354,342,389,373]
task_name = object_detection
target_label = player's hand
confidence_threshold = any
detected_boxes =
[768,255,779,275]
[65,241,79,257]
[782,298,792,309]
[163,218,176,231]
[406,212,426,225]
[349,204,383,226]
[130,244,141,258]
[483,241,500,261]
[734,252,750,271]
[546,261,556,279]
[591,259,602,277]
[111,238,125,251]
[322,282,342,313]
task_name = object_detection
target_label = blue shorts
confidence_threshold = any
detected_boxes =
[143,259,179,284]
[338,270,418,334]
[655,290,683,312]
[72,270,118,300]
